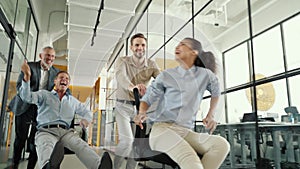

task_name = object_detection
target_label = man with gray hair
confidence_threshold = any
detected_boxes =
[8,46,59,169]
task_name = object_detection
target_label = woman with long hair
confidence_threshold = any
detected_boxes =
[134,37,229,169]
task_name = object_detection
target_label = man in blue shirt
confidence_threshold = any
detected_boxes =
[19,60,112,169]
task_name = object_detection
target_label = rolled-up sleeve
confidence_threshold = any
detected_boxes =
[206,71,221,97]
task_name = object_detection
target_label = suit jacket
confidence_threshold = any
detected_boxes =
[9,61,60,116]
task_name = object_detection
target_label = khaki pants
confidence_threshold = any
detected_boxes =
[149,123,230,169]
[114,101,137,169]
[35,128,101,169]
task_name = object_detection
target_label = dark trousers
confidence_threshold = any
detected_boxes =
[13,106,37,169]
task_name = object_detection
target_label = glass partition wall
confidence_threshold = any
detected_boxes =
[106,0,300,168]
[0,0,38,166]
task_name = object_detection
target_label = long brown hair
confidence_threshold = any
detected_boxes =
[200,51,217,73]
[183,37,217,73]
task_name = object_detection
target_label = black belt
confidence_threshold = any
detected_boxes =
[116,99,135,105]
[42,124,68,129]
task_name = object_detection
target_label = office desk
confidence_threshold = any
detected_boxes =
[259,123,300,169]
[216,122,257,168]
[214,122,300,169]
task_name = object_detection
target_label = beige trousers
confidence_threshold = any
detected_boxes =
[149,123,230,169]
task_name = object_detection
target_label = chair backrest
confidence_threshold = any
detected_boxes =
[284,106,299,123]
[241,112,256,122]
[284,106,299,115]
[132,88,180,167]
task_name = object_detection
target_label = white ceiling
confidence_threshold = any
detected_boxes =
[44,0,299,87]
[65,0,141,86]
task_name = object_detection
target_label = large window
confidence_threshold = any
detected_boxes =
[224,43,250,88]
[108,0,300,125]
[253,26,284,77]
[289,75,300,108]
[256,79,288,119]
[224,14,300,122]
[14,0,31,52]
[226,88,253,123]
[26,15,38,61]
[105,0,300,168]
[283,15,300,70]
[0,0,17,25]
[0,24,11,110]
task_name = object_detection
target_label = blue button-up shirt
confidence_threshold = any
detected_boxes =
[141,66,220,128]
[19,80,92,128]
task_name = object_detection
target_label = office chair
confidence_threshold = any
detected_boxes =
[132,88,202,169]
[64,117,87,154]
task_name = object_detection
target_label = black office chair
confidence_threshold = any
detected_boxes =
[132,88,202,169]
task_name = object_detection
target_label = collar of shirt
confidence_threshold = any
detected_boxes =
[40,68,48,72]
[51,89,71,98]
[129,55,148,68]
[177,65,197,77]
[40,64,50,71]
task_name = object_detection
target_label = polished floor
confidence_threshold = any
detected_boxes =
[0,146,177,169]
[0,146,100,169]
[0,144,258,169]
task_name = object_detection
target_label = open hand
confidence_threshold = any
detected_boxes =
[21,60,31,81]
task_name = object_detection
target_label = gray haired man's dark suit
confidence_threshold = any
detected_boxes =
[9,61,59,169]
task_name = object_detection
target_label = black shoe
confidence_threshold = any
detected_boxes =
[49,141,65,169]
[98,152,112,169]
